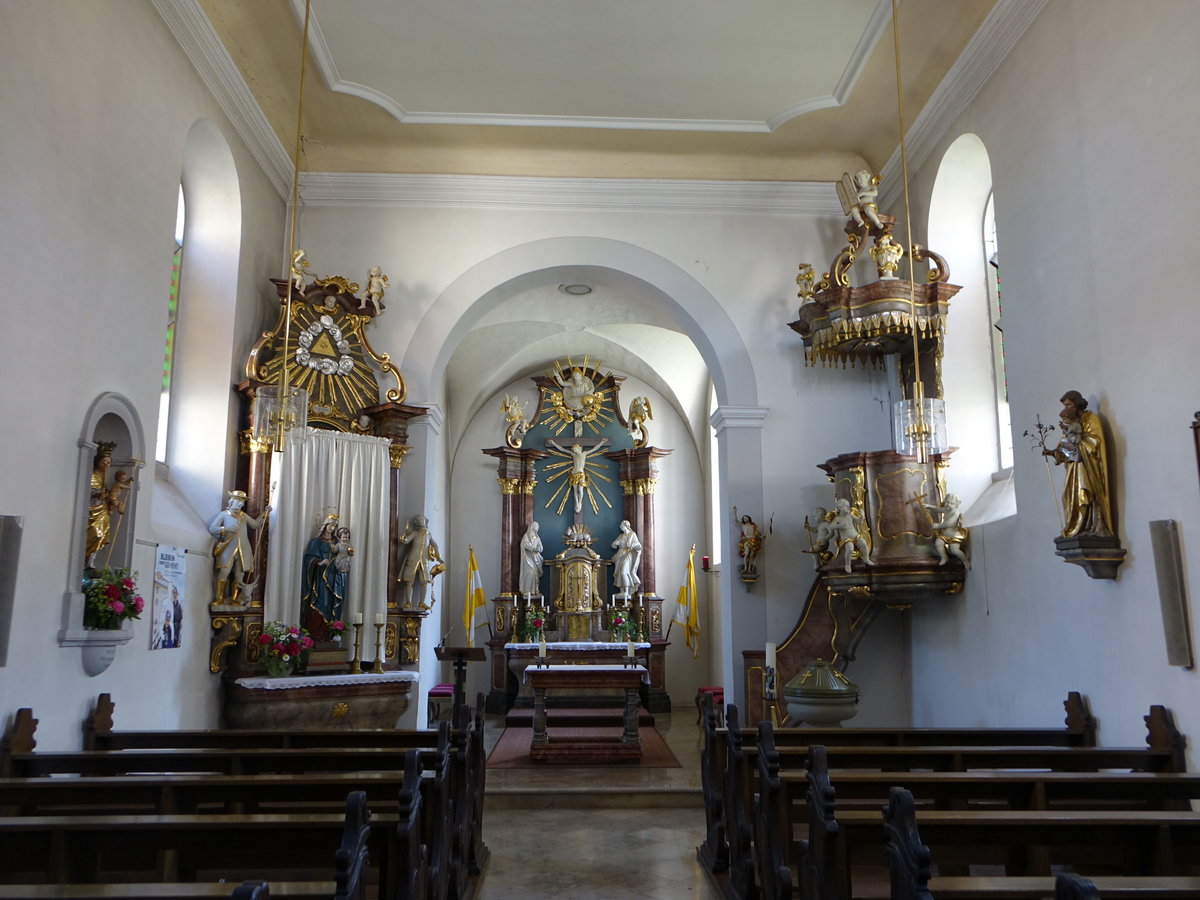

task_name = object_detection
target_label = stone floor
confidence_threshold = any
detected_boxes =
[477,708,723,899]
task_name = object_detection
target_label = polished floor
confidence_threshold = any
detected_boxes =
[477,709,723,899]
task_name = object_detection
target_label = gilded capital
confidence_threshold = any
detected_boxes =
[389,444,411,470]
[239,429,273,455]
[498,477,521,495]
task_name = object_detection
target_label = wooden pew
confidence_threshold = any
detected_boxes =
[698,698,1185,898]
[3,700,490,893]
[1,713,465,900]
[0,789,379,900]
[803,758,1200,900]
[884,786,1200,900]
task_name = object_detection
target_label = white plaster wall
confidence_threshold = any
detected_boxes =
[0,2,284,748]
[904,0,1200,758]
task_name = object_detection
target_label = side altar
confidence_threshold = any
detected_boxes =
[481,358,672,713]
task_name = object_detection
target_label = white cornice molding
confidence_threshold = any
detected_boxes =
[298,173,842,216]
[411,404,446,435]
[153,0,293,198]
[710,406,770,435]
[879,0,1049,208]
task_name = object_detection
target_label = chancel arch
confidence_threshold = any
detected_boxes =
[412,237,766,705]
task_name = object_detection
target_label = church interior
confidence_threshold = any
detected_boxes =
[3,0,1200,896]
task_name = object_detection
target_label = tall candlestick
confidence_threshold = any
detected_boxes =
[371,623,385,674]
[351,622,363,672]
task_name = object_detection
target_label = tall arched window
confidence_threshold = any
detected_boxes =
[928,133,1015,519]
[156,186,185,462]
[982,192,1011,469]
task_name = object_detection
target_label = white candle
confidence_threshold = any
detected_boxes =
[353,612,363,625]
[375,613,385,625]
[765,642,777,669]
[538,634,547,658]
[627,638,635,657]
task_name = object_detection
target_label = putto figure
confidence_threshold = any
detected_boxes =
[359,265,388,315]
[922,492,970,569]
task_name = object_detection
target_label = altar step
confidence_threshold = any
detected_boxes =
[503,706,655,729]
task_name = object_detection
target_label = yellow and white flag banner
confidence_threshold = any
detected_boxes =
[672,544,700,658]
[462,547,487,647]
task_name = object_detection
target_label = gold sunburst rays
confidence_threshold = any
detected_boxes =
[537,354,615,436]
[543,453,614,516]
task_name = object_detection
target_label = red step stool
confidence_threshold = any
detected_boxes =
[427,682,454,728]
[696,685,725,726]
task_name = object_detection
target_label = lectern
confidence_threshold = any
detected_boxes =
[435,645,487,711]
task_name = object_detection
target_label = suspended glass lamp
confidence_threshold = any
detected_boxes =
[893,389,947,459]
[252,384,309,452]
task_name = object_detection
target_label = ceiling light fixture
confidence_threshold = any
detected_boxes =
[251,0,313,454]
[559,284,594,297]
[889,0,946,465]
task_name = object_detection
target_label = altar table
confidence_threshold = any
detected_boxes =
[226,671,418,730]
[524,664,648,763]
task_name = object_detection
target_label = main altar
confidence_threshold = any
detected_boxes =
[482,358,672,713]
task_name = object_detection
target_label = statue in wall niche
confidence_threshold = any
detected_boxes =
[397,514,445,610]
[208,490,271,606]
[829,498,875,574]
[611,520,642,598]
[85,442,119,567]
[1043,390,1115,539]
[519,521,544,597]
[922,492,970,569]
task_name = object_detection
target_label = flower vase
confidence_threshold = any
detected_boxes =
[82,606,119,631]
[263,655,294,678]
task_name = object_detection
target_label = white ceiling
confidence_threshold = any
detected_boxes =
[295,0,887,131]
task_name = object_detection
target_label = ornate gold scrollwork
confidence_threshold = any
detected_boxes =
[497,478,520,495]
[650,606,662,634]
[209,616,243,674]
[384,622,397,659]
[239,429,273,455]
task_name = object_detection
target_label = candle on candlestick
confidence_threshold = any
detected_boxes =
[538,634,547,658]
[765,642,777,669]
[353,612,363,625]
[375,613,385,625]
[627,637,634,658]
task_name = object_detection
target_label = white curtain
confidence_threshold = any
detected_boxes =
[265,428,392,628]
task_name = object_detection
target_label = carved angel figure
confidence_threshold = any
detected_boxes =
[501,394,529,449]
[290,249,310,295]
[627,396,653,447]
[360,265,388,315]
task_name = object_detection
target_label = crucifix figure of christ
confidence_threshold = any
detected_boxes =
[544,437,612,521]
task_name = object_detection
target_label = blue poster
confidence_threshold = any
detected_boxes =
[151,544,186,650]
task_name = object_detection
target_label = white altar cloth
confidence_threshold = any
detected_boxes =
[523,664,649,684]
[235,671,420,691]
[505,641,650,650]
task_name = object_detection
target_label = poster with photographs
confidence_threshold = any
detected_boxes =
[152,544,185,650]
